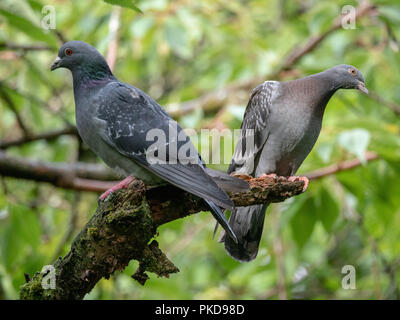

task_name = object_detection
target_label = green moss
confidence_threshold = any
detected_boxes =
[87,227,99,240]
[19,272,56,300]
[138,241,179,279]
[19,189,171,299]
[161,200,171,208]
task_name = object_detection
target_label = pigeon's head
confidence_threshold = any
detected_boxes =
[51,41,112,76]
[328,64,368,94]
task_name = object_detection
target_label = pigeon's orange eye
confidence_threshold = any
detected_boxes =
[349,68,357,76]
[65,48,73,56]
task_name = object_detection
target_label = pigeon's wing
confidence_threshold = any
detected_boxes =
[228,81,279,175]
[95,82,235,210]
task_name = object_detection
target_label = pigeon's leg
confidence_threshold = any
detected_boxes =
[99,176,136,201]
[288,176,309,192]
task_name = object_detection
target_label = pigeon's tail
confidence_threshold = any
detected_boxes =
[205,200,238,244]
[222,204,268,262]
[204,168,250,193]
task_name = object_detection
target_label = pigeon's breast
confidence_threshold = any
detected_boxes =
[261,100,323,175]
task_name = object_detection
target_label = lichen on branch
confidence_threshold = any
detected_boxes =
[20,174,305,300]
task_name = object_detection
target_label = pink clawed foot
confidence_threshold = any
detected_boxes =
[260,173,278,179]
[99,176,136,201]
[288,176,309,192]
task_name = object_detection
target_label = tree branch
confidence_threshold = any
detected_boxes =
[0,151,380,193]
[1,2,377,149]
[19,175,304,299]
[167,1,376,117]
[0,42,52,52]
[0,126,78,149]
[5,147,377,299]
[278,1,376,71]
[0,150,119,186]
[305,151,378,180]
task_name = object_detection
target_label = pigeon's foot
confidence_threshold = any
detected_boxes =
[260,173,308,192]
[99,176,136,201]
[259,173,278,179]
[288,176,309,192]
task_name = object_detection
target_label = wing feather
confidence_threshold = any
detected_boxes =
[228,81,279,174]
[95,82,234,210]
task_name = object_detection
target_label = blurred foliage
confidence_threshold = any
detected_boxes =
[1,0,400,300]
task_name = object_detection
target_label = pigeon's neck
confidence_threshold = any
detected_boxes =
[72,64,116,94]
[288,73,339,116]
[311,70,343,93]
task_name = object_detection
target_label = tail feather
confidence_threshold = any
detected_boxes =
[205,168,250,193]
[206,200,238,244]
[141,162,235,211]
[223,204,268,262]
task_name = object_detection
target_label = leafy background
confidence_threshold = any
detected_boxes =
[1,0,400,299]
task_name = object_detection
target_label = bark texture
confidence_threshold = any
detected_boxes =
[19,175,304,300]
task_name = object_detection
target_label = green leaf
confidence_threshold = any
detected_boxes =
[26,0,43,11]
[0,8,56,46]
[316,141,334,163]
[337,129,370,163]
[103,0,142,13]
[164,18,191,58]
[130,16,154,38]
[316,187,339,233]
[379,6,400,24]
[0,205,41,270]
[290,197,317,248]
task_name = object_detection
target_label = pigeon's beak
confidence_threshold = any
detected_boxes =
[357,81,368,94]
[50,57,61,71]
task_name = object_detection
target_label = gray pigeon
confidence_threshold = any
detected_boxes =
[224,64,368,262]
[50,40,239,242]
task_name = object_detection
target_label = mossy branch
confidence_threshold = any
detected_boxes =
[19,175,304,300]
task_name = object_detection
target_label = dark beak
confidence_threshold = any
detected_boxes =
[50,57,61,71]
[357,81,368,94]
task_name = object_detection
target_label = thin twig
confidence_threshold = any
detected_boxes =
[0,82,73,127]
[0,126,78,149]
[0,42,52,52]
[168,1,376,117]
[0,151,380,192]
[0,86,31,137]
[306,152,379,180]
[0,150,120,184]
[368,91,400,116]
